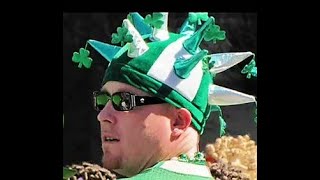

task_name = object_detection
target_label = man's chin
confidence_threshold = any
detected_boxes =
[102,155,121,170]
[113,169,130,178]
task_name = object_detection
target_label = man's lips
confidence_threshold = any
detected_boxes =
[101,133,120,143]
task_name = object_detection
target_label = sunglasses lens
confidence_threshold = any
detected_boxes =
[94,93,109,111]
[112,92,132,111]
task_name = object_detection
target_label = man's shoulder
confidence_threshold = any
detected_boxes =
[119,160,214,180]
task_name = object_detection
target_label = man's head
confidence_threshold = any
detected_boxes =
[72,11,257,177]
[97,81,200,176]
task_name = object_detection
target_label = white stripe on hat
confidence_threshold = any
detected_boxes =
[147,36,203,101]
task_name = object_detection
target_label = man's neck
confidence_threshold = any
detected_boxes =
[167,128,200,159]
[114,128,200,177]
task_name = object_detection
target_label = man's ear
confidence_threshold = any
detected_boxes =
[171,108,192,137]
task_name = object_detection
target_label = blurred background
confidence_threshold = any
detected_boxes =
[63,12,257,166]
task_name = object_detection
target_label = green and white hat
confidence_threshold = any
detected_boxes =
[72,12,257,135]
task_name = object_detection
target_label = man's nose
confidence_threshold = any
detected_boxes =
[97,102,116,124]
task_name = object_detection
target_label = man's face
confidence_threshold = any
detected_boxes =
[97,81,174,174]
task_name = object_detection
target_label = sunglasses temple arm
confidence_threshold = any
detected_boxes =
[134,96,165,106]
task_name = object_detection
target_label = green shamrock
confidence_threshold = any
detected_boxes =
[111,26,133,46]
[193,152,206,165]
[72,48,92,68]
[204,23,226,43]
[188,12,209,25]
[144,13,164,29]
[241,59,257,79]
[178,154,189,162]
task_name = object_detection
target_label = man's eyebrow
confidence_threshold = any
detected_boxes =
[99,89,110,94]
[99,88,133,94]
[100,85,149,96]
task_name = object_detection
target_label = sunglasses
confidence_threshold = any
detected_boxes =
[93,91,166,111]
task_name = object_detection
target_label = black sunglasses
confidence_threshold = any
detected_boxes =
[93,91,166,111]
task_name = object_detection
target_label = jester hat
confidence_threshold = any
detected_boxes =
[72,12,257,135]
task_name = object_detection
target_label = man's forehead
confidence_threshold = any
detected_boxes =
[101,81,151,96]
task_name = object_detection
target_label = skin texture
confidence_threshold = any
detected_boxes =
[97,81,199,177]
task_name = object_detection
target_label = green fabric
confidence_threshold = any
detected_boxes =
[119,167,213,180]
[128,13,152,35]
[102,33,182,85]
[191,70,213,134]
[210,105,227,136]
[174,50,208,79]
[119,161,214,180]
[183,17,213,55]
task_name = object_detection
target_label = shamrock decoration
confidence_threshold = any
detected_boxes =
[193,152,206,165]
[178,154,189,162]
[241,59,257,79]
[204,23,226,43]
[188,12,209,25]
[144,13,164,29]
[111,26,133,46]
[72,48,92,69]
[178,152,206,165]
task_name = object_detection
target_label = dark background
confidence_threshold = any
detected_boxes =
[63,12,257,166]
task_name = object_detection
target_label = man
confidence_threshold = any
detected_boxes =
[72,12,257,179]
